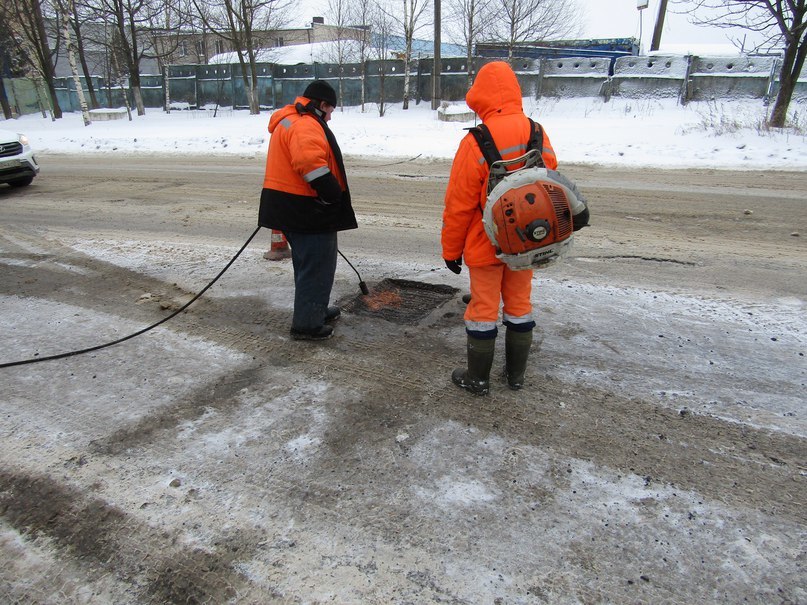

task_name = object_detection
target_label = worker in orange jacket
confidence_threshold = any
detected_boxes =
[259,80,357,340]
[441,61,559,395]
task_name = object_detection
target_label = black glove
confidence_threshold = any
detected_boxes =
[445,258,462,274]
[572,206,590,231]
[310,173,342,205]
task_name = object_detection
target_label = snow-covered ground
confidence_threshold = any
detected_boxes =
[6,96,807,171]
[1,92,805,603]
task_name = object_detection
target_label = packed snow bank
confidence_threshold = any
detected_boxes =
[5,97,806,170]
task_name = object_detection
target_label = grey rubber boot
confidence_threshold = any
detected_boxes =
[452,335,496,395]
[504,329,533,390]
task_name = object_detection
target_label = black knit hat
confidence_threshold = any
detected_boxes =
[303,80,337,107]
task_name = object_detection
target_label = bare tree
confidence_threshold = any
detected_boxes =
[61,0,100,107]
[445,0,493,88]
[0,82,12,120]
[382,0,431,109]
[146,2,189,71]
[674,0,806,128]
[81,0,194,116]
[402,0,431,109]
[90,0,161,116]
[348,0,374,111]
[190,0,291,115]
[3,0,64,118]
[487,0,583,59]
[108,36,133,118]
[0,12,21,118]
[57,0,91,123]
[371,4,395,116]
[323,0,360,111]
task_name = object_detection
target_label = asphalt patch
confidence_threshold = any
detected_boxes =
[339,278,459,325]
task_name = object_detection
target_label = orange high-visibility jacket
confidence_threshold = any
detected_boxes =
[441,62,558,267]
[259,97,357,233]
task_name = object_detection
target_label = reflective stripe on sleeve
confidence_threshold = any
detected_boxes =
[303,166,330,182]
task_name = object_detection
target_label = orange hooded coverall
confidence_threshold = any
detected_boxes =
[441,61,558,337]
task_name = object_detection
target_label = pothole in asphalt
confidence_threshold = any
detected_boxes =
[338,278,459,325]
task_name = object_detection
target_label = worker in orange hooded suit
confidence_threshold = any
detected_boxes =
[441,61,559,395]
[259,80,357,341]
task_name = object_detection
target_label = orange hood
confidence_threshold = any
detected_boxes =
[268,96,309,133]
[465,62,523,122]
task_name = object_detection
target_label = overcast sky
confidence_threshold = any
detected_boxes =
[295,0,768,55]
[585,0,700,42]
[581,0,765,51]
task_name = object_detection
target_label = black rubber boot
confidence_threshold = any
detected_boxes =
[290,325,333,341]
[452,335,496,396]
[504,329,532,390]
[325,306,341,323]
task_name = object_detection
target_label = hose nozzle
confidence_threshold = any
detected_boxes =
[338,249,369,296]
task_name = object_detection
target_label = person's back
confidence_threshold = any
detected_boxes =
[442,61,560,395]
[443,62,558,271]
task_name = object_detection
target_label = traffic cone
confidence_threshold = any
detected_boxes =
[263,229,292,260]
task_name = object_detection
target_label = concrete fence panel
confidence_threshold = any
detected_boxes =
[3,78,47,116]
[194,65,232,108]
[53,76,122,112]
[434,58,473,101]
[540,56,610,98]
[417,58,539,103]
[139,74,165,108]
[167,65,198,108]
[417,57,472,103]
[328,64,365,108]
[785,67,807,104]
[766,59,807,105]
[361,60,407,108]
[689,55,778,101]
[271,63,319,107]
[5,53,801,118]
[232,63,273,109]
[510,58,542,99]
[611,55,689,99]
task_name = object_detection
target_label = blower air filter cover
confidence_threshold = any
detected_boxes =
[483,167,574,267]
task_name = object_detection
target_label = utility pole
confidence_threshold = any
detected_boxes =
[431,0,441,110]
[650,0,668,52]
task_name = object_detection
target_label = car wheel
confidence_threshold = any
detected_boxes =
[9,176,34,187]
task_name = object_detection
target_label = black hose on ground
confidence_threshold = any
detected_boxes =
[0,226,263,369]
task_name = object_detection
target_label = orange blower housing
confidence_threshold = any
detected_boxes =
[482,162,580,270]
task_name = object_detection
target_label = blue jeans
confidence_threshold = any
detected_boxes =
[283,231,338,331]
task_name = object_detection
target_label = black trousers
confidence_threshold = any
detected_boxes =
[283,231,338,331]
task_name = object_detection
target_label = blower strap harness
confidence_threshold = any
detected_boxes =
[467,118,546,193]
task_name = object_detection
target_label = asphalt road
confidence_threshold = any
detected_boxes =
[0,154,805,604]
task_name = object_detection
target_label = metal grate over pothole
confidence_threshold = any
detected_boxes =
[339,278,459,325]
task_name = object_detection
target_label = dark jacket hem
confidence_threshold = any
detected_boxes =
[259,188,358,233]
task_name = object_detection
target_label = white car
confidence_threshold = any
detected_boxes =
[0,129,40,187]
